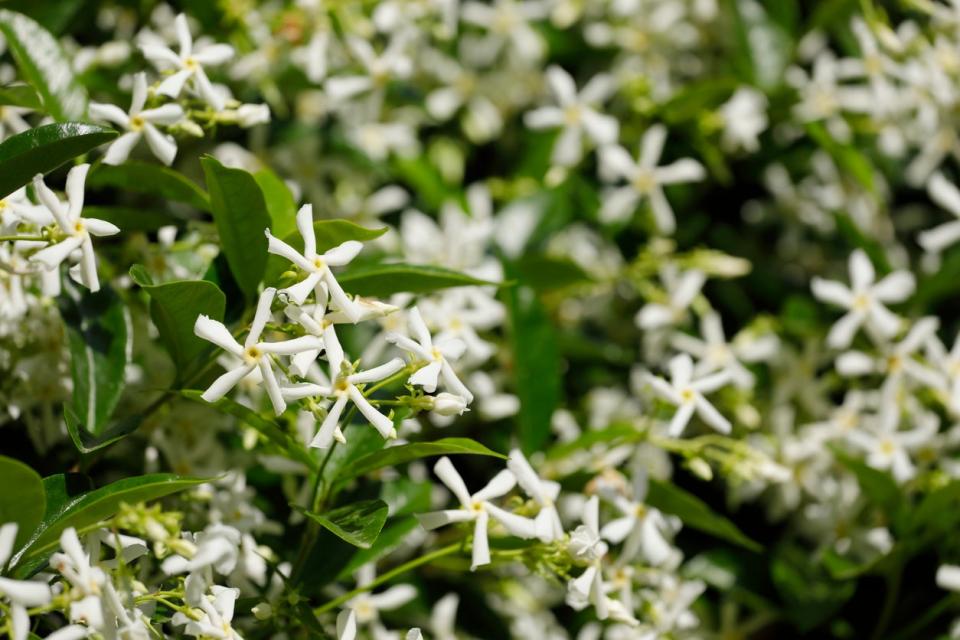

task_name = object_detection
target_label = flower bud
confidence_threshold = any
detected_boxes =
[252,602,273,620]
[237,103,271,127]
[431,393,468,416]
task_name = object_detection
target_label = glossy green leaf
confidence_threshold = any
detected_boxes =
[506,285,561,454]
[13,473,206,569]
[181,390,318,471]
[336,515,419,579]
[0,456,44,549]
[0,83,42,110]
[337,263,498,298]
[255,169,298,238]
[339,438,506,482]
[299,499,389,549]
[57,282,131,437]
[201,156,271,296]
[0,122,116,199]
[264,219,388,284]
[130,265,226,381]
[63,410,143,454]
[0,10,87,120]
[513,254,592,292]
[88,162,210,212]
[646,479,762,552]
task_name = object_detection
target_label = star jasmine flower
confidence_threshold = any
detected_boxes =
[0,523,55,640]
[89,72,184,165]
[345,564,416,631]
[507,448,564,542]
[173,584,243,639]
[140,13,234,111]
[265,204,363,320]
[670,311,778,389]
[461,0,549,63]
[811,249,914,348]
[718,87,768,152]
[429,593,460,640]
[290,344,405,448]
[325,34,412,109]
[846,408,938,483]
[566,495,610,620]
[417,457,537,570]
[597,124,706,232]
[919,172,960,254]
[193,288,324,415]
[645,353,732,437]
[635,267,706,331]
[30,165,120,292]
[386,306,473,403]
[598,471,673,566]
[523,65,619,166]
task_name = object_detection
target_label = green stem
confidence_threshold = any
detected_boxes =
[314,542,462,615]
[889,593,959,640]
[871,563,903,640]
[0,234,44,242]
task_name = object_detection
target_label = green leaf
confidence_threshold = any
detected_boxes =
[82,206,178,232]
[181,390,318,471]
[88,162,210,212]
[0,456,44,549]
[806,122,875,193]
[832,447,902,517]
[57,282,131,436]
[0,122,116,199]
[728,0,793,90]
[254,169,298,238]
[64,410,143,454]
[264,219,388,284]
[201,156,271,296]
[320,423,385,487]
[0,83,42,110]
[130,265,226,381]
[336,516,419,579]
[0,10,87,120]
[513,254,592,292]
[298,499,389,549]
[506,285,561,454]
[14,473,206,569]
[646,479,762,552]
[339,438,505,483]
[337,263,498,298]
[392,156,452,210]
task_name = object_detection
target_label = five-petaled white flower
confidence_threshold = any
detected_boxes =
[194,287,323,415]
[566,495,610,620]
[0,523,59,640]
[140,13,234,111]
[645,353,732,437]
[507,448,563,542]
[417,457,537,570]
[919,172,960,254]
[811,249,914,349]
[598,124,706,233]
[265,204,363,321]
[524,65,619,167]
[599,470,674,566]
[30,165,120,292]
[387,306,473,403]
[89,72,184,165]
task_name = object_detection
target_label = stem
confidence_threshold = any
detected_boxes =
[314,542,462,615]
[871,563,903,640]
[0,235,45,242]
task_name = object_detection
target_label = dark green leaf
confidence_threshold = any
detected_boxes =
[0,83,42,110]
[506,285,561,454]
[337,263,498,298]
[181,390,318,471]
[14,473,206,569]
[0,456,44,549]
[0,10,87,120]
[264,219,387,284]
[255,169,297,238]
[0,122,116,199]
[57,282,131,436]
[646,479,762,552]
[88,162,210,212]
[298,499,389,549]
[339,438,506,482]
[513,254,592,292]
[129,265,226,381]
[64,409,143,454]
[201,156,271,296]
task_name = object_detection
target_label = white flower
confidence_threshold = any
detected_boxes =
[524,66,619,166]
[718,87,768,152]
[462,0,549,63]
[598,124,706,232]
[938,564,960,591]
[847,408,938,483]
[0,523,54,640]
[193,288,323,415]
[89,72,184,165]
[919,172,960,254]
[30,165,120,292]
[417,457,537,570]
[325,34,412,108]
[387,306,473,403]
[507,448,563,542]
[431,392,469,416]
[265,204,363,320]
[236,103,270,127]
[173,584,243,639]
[645,353,732,437]
[671,311,778,389]
[811,249,914,348]
[566,496,610,620]
[346,564,416,627]
[598,470,674,566]
[428,593,459,640]
[140,13,234,111]
[636,268,706,331]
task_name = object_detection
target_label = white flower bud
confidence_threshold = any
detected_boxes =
[237,103,270,127]
[431,393,468,416]
[252,602,273,620]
